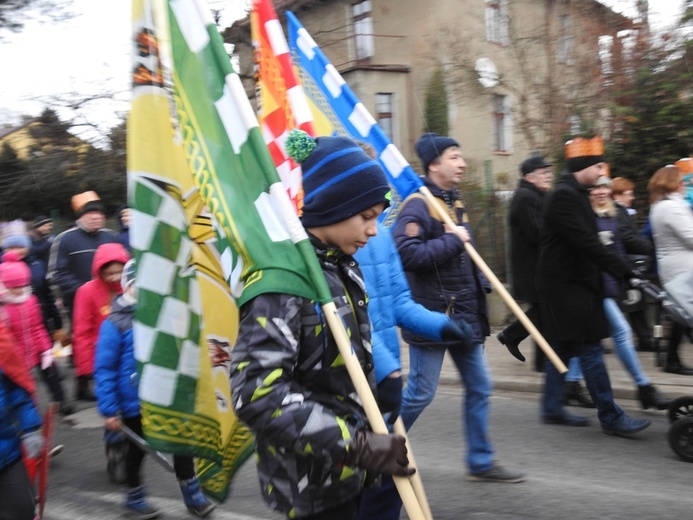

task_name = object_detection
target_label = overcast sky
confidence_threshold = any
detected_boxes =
[0,0,685,144]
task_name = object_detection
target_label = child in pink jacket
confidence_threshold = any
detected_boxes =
[0,251,72,416]
[71,243,130,401]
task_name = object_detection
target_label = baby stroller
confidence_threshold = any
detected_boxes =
[639,275,693,463]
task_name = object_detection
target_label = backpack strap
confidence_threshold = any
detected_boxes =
[400,192,468,224]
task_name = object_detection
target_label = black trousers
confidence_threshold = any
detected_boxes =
[0,460,35,520]
[501,304,539,343]
[666,322,690,367]
[122,415,195,488]
[37,364,64,403]
[500,304,545,371]
[626,308,653,348]
[296,495,360,520]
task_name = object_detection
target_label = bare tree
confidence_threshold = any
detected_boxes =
[438,1,633,175]
[0,0,71,37]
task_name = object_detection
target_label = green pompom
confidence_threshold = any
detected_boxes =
[285,129,317,164]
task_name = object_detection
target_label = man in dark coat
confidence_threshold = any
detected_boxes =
[47,191,119,320]
[497,155,553,371]
[537,136,651,437]
[393,133,524,483]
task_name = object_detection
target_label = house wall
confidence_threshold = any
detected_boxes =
[0,124,38,160]
[232,0,629,187]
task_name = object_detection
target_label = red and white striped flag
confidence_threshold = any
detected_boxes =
[251,0,315,214]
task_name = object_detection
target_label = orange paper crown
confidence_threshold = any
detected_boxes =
[565,136,604,159]
[675,157,693,175]
[71,191,101,213]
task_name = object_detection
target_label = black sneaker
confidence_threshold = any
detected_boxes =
[468,463,526,483]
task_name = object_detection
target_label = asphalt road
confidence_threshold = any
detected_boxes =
[43,384,693,520]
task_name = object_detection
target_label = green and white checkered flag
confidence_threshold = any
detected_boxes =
[129,0,335,503]
[131,178,203,420]
[166,0,333,306]
[136,3,430,516]
[129,0,259,502]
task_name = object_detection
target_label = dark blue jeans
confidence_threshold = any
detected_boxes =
[542,341,623,426]
[359,474,399,520]
[360,342,493,520]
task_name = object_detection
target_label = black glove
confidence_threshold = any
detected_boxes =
[441,318,476,349]
[345,430,415,477]
[377,376,403,424]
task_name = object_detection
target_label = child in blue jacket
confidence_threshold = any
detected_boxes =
[0,323,43,520]
[94,260,215,519]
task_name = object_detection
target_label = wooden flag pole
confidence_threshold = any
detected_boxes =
[322,302,427,520]
[418,186,567,374]
[393,418,433,520]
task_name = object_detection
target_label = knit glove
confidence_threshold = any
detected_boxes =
[345,430,415,477]
[376,376,403,424]
[440,318,476,349]
[21,431,45,459]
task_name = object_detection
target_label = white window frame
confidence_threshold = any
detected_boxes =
[492,94,513,153]
[485,0,509,45]
[569,115,581,135]
[352,1,374,61]
[557,14,575,64]
[375,92,396,144]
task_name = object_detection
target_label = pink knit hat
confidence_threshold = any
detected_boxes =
[0,251,30,288]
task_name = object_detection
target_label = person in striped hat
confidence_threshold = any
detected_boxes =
[230,130,414,520]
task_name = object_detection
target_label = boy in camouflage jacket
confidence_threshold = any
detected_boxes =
[230,131,413,520]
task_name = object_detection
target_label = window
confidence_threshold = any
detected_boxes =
[599,35,613,80]
[557,15,574,64]
[375,93,394,142]
[492,94,513,153]
[352,1,374,61]
[569,115,581,135]
[485,0,509,45]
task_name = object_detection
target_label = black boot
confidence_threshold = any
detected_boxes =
[497,331,525,362]
[563,381,595,408]
[664,361,693,376]
[637,384,673,410]
[59,401,75,416]
[75,375,96,401]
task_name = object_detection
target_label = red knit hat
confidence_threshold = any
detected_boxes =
[0,251,30,288]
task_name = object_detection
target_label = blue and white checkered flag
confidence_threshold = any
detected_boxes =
[287,11,423,224]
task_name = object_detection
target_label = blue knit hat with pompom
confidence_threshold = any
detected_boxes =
[286,130,390,227]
